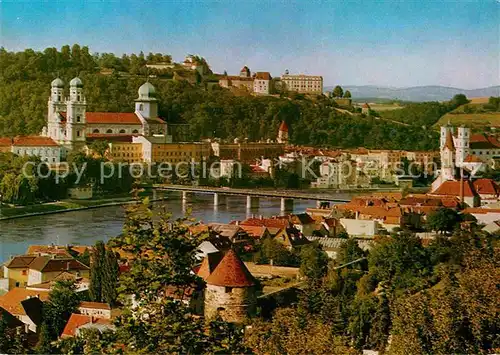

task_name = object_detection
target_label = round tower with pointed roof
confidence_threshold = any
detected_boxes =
[204,249,257,323]
[277,120,289,144]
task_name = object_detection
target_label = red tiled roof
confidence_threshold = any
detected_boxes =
[79,301,110,310]
[0,138,12,146]
[206,250,255,287]
[238,225,268,239]
[444,130,455,151]
[464,155,484,163]
[250,165,267,173]
[431,180,476,197]
[362,103,370,108]
[279,121,289,132]
[61,314,112,338]
[240,217,290,229]
[197,252,223,280]
[26,245,75,257]
[28,257,90,272]
[473,178,500,196]
[463,207,500,214]
[5,255,37,268]
[86,112,141,124]
[0,289,50,315]
[469,134,500,149]
[254,72,271,80]
[59,111,165,125]
[12,136,59,147]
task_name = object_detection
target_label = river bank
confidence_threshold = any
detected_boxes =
[0,194,165,221]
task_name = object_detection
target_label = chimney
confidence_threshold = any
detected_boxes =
[24,323,29,334]
[460,167,465,205]
[66,261,70,271]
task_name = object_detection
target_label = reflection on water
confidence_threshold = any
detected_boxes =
[0,193,327,263]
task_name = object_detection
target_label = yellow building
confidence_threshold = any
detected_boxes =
[151,142,211,163]
[109,142,143,163]
[211,141,285,164]
[2,255,89,290]
[3,256,37,289]
[281,73,323,94]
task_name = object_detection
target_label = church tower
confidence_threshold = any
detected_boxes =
[47,78,66,141]
[65,77,87,148]
[441,127,456,181]
[135,82,158,136]
[455,126,470,166]
[277,121,289,144]
[135,82,158,120]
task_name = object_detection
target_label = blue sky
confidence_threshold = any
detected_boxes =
[1,0,498,88]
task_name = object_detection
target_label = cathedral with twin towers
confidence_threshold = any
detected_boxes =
[43,77,167,151]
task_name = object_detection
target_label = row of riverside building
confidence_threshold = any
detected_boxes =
[0,78,287,166]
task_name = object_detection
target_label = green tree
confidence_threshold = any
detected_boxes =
[40,280,80,341]
[337,238,366,269]
[0,316,28,354]
[100,199,248,353]
[89,241,119,305]
[332,85,344,98]
[89,240,105,302]
[427,207,461,234]
[343,90,351,98]
[89,140,110,158]
[300,242,329,280]
[450,93,469,107]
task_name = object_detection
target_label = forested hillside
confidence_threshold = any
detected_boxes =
[0,45,439,150]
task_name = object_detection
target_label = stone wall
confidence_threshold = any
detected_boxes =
[204,284,256,323]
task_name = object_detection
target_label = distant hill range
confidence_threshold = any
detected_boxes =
[324,85,500,102]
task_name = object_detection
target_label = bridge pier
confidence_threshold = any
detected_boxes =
[246,195,259,209]
[182,191,188,202]
[280,198,294,214]
[214,193,220,206]
[316,200,321,208]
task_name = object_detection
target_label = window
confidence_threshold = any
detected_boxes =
[77,130,81,137]
[22,270,27,276]
[139,104,144,111]
[119,129,126,134]
[77,95,81,101]
[132,129,139,134]
[106,129,113,134]
[224,287,233,293]
[77,115,81,122]
[93,129,100,133]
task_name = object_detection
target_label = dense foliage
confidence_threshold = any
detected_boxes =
[1,45,441,150]
[247,229,500,354]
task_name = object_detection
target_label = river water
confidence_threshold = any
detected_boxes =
[0,192,332,263]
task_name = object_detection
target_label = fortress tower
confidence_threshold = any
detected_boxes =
[204,249,257,323]
[277,120,289,144]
